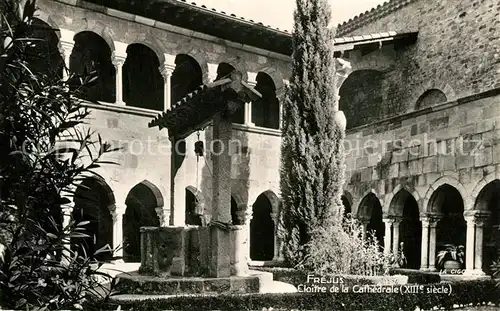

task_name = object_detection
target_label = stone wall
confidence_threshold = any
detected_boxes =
[338,0,500,126]
[344,89,500,214]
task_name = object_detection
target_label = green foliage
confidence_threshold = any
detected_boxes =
[85,280,499,311]
[297,217,392,276]
[279,0,346,266]
[0,0,118,309]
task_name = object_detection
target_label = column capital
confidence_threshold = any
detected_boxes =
[155,207,171,227]
[207,63,219,83]
[110,204,126,217]
[247,72,257,87]
[111,52,126,66]
[420,212,442,227]
[464,210,491,226]
[159,63,175,78]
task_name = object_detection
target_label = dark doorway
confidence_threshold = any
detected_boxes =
[73,178,114,261]
[250,194,275,260]
[400,194,422,269]
[432,185,466,267]
[123,182,161,262]
[360,193,384,248]
[185,188,202,226]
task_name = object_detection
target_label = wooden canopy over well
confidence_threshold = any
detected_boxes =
[148,71,261,139]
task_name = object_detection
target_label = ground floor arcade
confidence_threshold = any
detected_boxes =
[64,175,500,276]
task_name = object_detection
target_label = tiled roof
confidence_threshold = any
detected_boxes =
[171,0,290,35]
[336,0,418,36]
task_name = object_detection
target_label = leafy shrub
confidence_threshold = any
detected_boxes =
[297,217,392,276]
[0,0,117,309]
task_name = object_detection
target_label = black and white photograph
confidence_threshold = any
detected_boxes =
[0,0,499,310]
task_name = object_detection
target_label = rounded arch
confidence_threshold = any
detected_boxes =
[217,57,249,83]
[415,89,447,110]
[75,22,115,52]
[423,176,469,213]
[384,184,422,215]
[175,49,208,83]
[33,11,61,38]
[412,81,456,111]
[127,39,164,64]
[472,178,500,274]
[471,171,500,202]
[27,18,64,79]
[252,71,280,129]
[354,188,380,216]
[357,190,384,247]
[123,181,162,262]
[139,180,164,207]
[250,192,276,261]
[123,43,163,110]
[70,31,116,103]
[339,69,385,129]
[171,53,204,105]
[258,67,285,91]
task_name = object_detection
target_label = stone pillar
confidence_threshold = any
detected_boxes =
[420,216,430,270]
[245,72,257,126]
[209,112,233,277]
[392,218,402,255]
[271,212,279,261]
[230,225,248,276]
[427,217,440,271]
[111,52,126,105]
[244,207,253,262]
[358,217,370,240]
[159,55,176,111]
[111,205,125,261]
[155,207,171,227]
[464,213,475,273]
[383,218,393,255]
[58,29,75,81]
[61,199,74,265]
[463,210,491,275]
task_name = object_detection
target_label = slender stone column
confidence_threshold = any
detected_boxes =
[155,207,171,227]
[464,214,475,273]
[420,216,430,270]
[243,206,253,262]
[111,53,126,105]
[245,72,257,126]
[209,112,233,277]
[230,225,248,276]
[61,200,74,265]
[392,218,402,255]
[383,218,393,255]
[111,205,125,261]
[58,29,75,81]
[358,217,370,240]
[427,217,440,271]
[159,59,175,111]
[271,212,279,261]
[464,210,491,275]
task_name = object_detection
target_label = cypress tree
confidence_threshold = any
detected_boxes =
[279,0,346,266]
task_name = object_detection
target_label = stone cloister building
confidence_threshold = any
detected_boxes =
[32,0,500,275]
